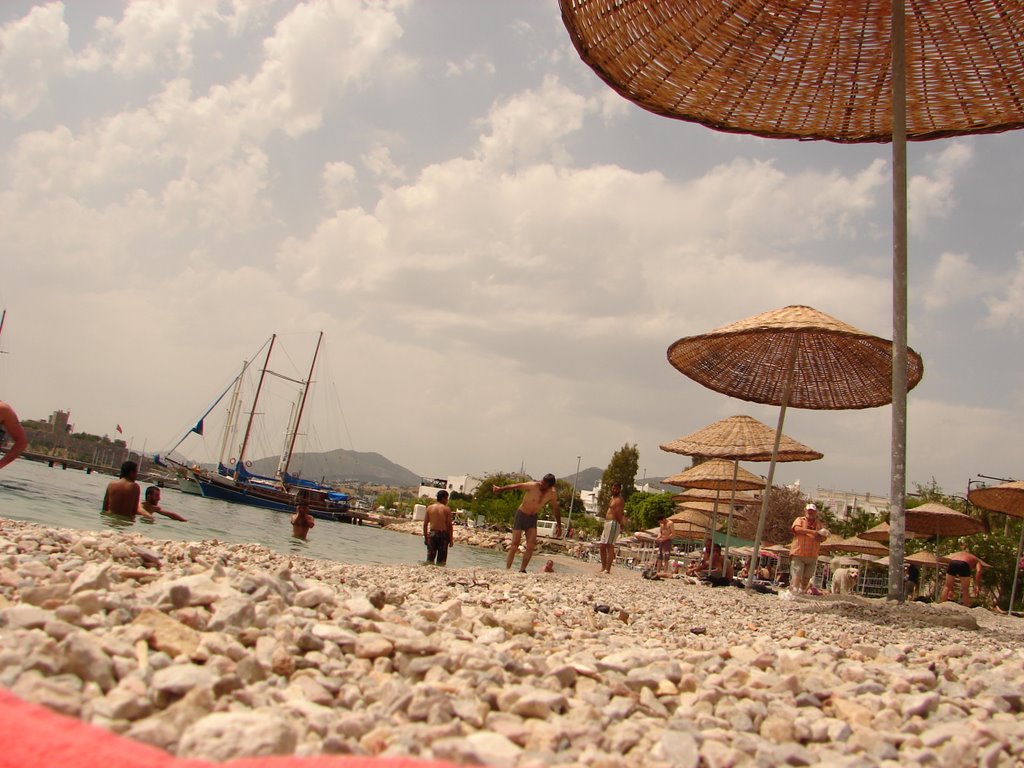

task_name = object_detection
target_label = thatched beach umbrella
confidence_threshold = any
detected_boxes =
[860,522,928,543]
[560,0,1024,599]
[661,414,822,572]
[672,489,760,506]
[905,501,986,599]
[664,305,922,590]
[825,536,889,558]
[968,481,1024,614]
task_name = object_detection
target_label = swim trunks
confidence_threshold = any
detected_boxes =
[947,559,971,578]
[513,510,537,531]
[600,519,620,546]
[426,529,450,565]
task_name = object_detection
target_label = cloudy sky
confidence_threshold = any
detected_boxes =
[2,1,1022,500]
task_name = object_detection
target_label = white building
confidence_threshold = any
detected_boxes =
[417,474,481,500]
[814,487,891,520]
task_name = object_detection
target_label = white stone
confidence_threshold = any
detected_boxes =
[178,711,298,760]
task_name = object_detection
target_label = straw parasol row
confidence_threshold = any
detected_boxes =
[661,459,764,491]
[663,305,922,591]
[661,413,823,576]
[557,1,1024,143]
[672,489,761,507]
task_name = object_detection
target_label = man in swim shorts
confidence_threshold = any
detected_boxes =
[423,489,454,566]
[599,482,625,574]
[494,473,561,572]
[941,551,982,606]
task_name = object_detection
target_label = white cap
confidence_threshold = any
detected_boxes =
[805,503,817,512]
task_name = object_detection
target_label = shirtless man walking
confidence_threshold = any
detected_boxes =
[494,473,561,572]
[140,486,188,522]
[423,489,454,566]
[942,551,983,606]
[102,461,151,520]
[599,482,626,574]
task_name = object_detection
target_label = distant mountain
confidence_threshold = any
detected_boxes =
[561,466,603,491]
[248,449,420,487]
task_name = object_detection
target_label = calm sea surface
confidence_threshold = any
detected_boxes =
[0,460,509,569]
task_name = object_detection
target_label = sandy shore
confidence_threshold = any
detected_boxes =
[1,517,1023,766]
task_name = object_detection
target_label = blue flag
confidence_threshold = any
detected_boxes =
[191,419,204,436]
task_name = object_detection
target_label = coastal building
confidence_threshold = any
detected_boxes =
[417,474,481,499]
[813,487,891,520]
[47,410,71,433]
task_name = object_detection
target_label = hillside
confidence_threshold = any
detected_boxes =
[247,449,420,487]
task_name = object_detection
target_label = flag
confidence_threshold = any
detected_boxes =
[191,419,204,436]
[116,424,123,434]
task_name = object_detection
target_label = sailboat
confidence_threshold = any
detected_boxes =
[172,333,353,518]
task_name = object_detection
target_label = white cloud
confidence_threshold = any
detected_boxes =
[985,251,1024,330]
[923,251,985,310]
[361,144,405,183]
[909,141,972,235]
[0,2,73,118]
[322,160,357,209]
[445,53,495,78]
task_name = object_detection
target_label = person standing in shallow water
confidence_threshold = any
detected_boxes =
[494,473,561,573]
[102,461,150,520]
[291,489,315,540]
[423,489,454,566]
[140,486,187,522]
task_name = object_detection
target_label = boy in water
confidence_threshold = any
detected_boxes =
[102,461,151,519]
[423,490,454,565]
[291,490,315,540]
[140,486,188,522]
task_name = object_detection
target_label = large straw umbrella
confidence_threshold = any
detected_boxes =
[661,414,823,572]
[860,522,927,543]
[968,481,1024,614]
[664,305,922,590]
[559,1,1024,599]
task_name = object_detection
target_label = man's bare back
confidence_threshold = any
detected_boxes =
[425,501,453,533]
[103,477,142,518]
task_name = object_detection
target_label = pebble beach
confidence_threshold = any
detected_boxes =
[2,517,1023,768]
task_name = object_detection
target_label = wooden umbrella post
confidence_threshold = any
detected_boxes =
[889,0,909,603]
[746,340,799,591]
[722,460,740,577]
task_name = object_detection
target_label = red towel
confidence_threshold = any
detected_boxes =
[0,689,463,768]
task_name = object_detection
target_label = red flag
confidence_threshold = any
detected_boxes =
[116,424,123,434]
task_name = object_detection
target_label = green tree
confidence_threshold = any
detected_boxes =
[625,491,675,532]
[733,485,810,545]
[596,444,639,515]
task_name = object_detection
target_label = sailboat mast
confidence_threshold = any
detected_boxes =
[218,359,250,466]
[236,333,276,475]
[282,331,323,478]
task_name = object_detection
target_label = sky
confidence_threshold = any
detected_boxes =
[1,0,1022,501]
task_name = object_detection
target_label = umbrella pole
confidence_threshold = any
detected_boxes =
[710,488,720,569]
[1009,522,1024,615]
[888,0,910,603]
[746,342,799,591]
[722,461,740,577]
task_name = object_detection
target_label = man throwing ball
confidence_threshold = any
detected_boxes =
[494,473,561,572]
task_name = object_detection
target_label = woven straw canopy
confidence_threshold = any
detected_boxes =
[859,521,928,543]
[672,488,761,506]
[968,481,1024,519]
[667,305,924,410]
[905,502,987,537]
[823,536,889,556]
[674,501,750,520]
[559,0,1024,144]
[906,550,944,567]
[662,459,766,490]
[661,415,823,462]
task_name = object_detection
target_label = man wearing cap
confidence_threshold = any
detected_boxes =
[789,502,828,593]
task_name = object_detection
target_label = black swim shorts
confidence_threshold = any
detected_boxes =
[513,510,537,531]
[947,560,971,578]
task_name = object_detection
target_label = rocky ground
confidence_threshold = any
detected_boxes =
[1,517,1023,767]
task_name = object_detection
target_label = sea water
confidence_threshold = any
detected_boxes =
[0,460,509,570]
